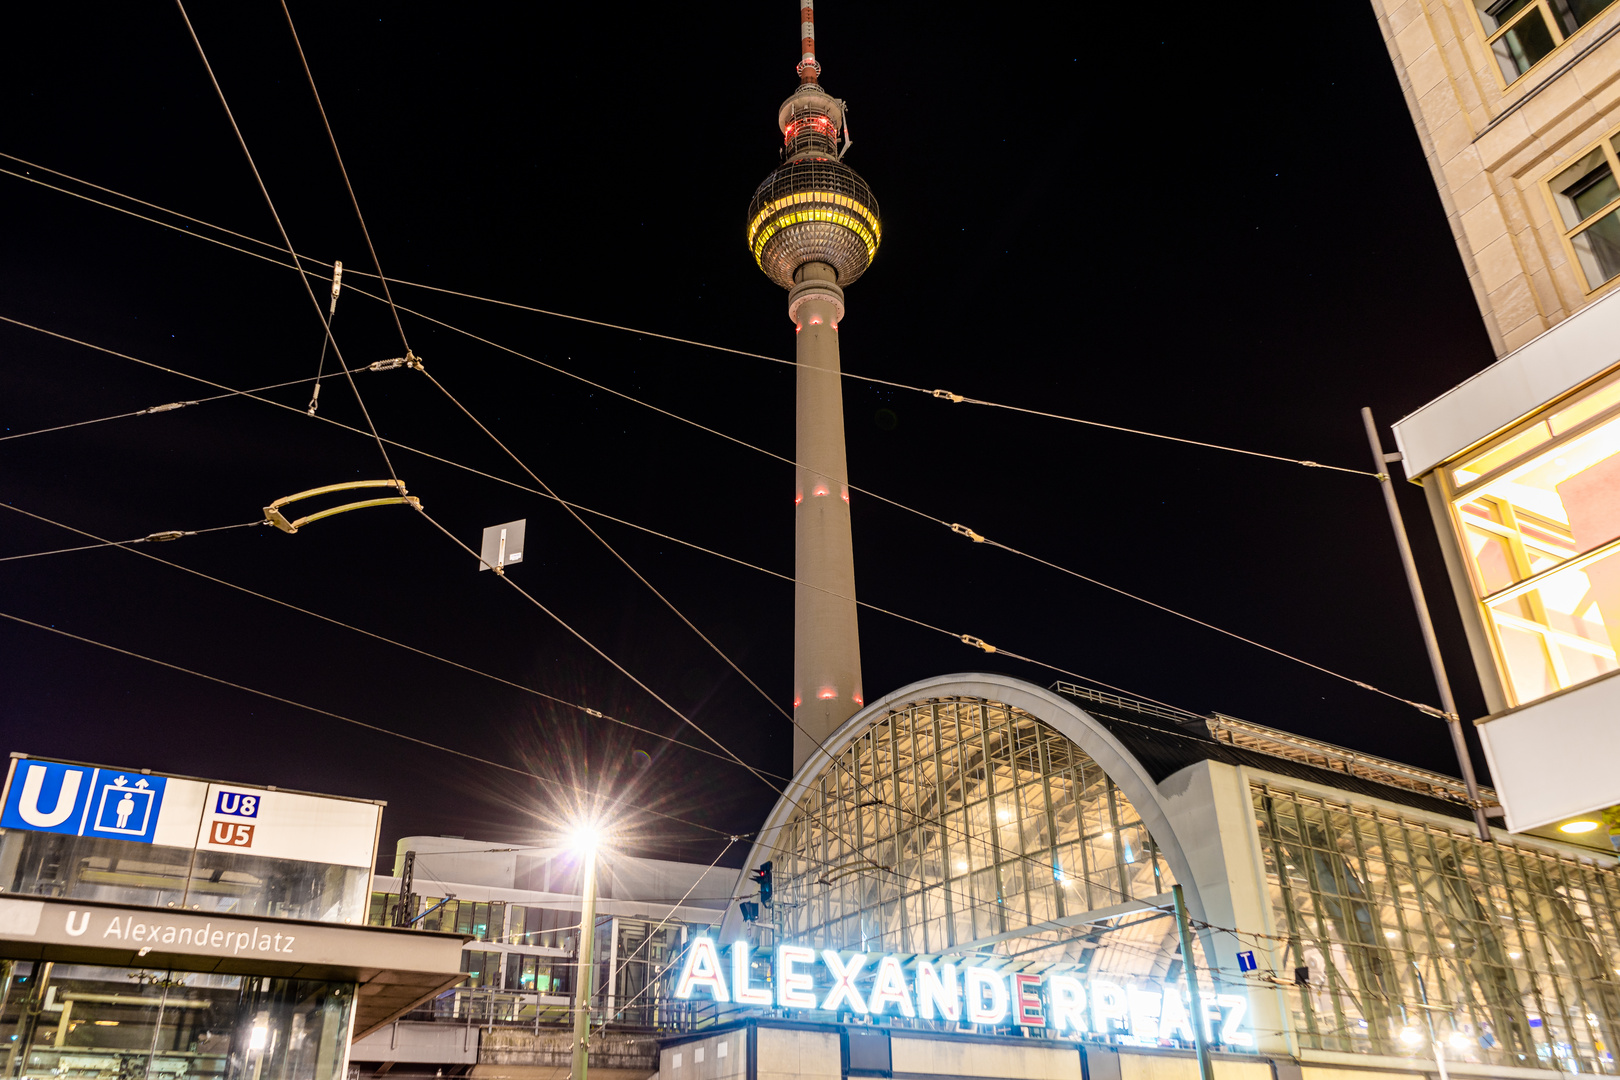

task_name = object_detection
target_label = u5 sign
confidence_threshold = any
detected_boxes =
[1,756,380,869]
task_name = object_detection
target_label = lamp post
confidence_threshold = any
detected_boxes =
[571,826,601,1080]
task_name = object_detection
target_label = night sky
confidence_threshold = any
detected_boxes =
[0,5,1499,870]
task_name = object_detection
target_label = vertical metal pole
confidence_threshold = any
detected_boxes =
[1413,963,1452,1080]
[1360,407,1492,841]
[1173,885,1217,1080]
[571,849,599,1080]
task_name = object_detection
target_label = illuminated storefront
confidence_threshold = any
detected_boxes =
[0,755,465,1080]
[673,674,1620,1080]
[1437,368,1620,709]
[1393,308,1620,841]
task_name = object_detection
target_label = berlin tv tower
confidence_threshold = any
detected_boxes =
[746,2,881,771]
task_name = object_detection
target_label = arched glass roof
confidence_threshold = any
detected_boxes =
[761,686,1192,980]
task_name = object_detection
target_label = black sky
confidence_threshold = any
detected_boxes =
[0,4,1499,870]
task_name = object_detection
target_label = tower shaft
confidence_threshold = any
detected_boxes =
[791,262,861,771]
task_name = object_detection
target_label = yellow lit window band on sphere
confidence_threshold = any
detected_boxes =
[752,210,879,267]
[748,191,881,259]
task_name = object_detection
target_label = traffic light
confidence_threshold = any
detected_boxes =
[749,861,774,905]
[739,901,759,923]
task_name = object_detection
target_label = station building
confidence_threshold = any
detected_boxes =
[0,754,465,1080]
[670,674,1620,1080]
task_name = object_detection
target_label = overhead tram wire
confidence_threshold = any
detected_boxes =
[417,366,823,736]
[0,313,1174,722]
[0,154,1369,478]
[0,361,1196,917]
[0,519,262,562]
[411,364,1209,883]
[0,572,1172,923]
[172,0,399,485]
[0,501,795,783]
[277,0,412,355]
[411,505,802,801]
[0,311,1441,722]
[0,369,370,443]
[404,495,1158,909]
[340,297,1437,718]
[0,603,1146,925]
[0,608,725,843]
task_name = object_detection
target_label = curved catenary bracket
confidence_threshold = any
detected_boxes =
[263,479,420,534]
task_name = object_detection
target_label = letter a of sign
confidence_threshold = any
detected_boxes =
[673,937,730,1002]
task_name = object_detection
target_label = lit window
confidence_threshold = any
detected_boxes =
[1549,140,1620,290]
[1447,371,1620,704]
[1474,0,1615,84]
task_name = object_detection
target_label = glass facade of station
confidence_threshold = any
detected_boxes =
[771,699,1176,970]
[1254,783,1620,1073]
[748,692,1620,1073]
[1443,368,1620,708]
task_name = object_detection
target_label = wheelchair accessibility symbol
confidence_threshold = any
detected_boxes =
[94,776,156,835]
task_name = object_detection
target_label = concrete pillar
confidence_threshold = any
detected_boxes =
[789,261,863,773]
[1158,760,1297,1057]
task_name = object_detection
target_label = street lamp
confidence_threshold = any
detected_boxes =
[571,824,603,1080]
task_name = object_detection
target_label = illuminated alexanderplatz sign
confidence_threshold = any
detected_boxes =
[673,938,1252,1046]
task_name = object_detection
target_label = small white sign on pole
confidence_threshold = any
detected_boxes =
[478,519,526,572]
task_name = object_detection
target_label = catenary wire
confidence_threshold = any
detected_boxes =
[0,519,262,562]
[0,597,1138,930]
[973,536,1453,720]
[0,368,369,443]
[0,313,1176,737]
[411,504,798,800]
[408,364,1201,903]
[417,366,831,761]
[1,559,1231,954]
[0,607,727,840]
[341,298,1434,718]
[0,310,1441,723]
[0,167,1412,708]
[172,0,400,485]
[0,364,1289,929]
[590,838,737,1035]
[0,154,1368,476]
[277,0,411,354]
[0,500,794,783]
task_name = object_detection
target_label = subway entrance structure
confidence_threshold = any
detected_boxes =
[0,754,465,1080]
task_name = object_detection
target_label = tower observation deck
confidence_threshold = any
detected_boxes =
[747,2,880,772]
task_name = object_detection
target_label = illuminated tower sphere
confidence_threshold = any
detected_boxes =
[746,2,881,772]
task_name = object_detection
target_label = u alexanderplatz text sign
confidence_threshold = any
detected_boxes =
[673,938,1252,1045]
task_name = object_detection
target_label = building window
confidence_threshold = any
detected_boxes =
[1549,139,1620,290]
[460,949,502,988]
[417,899,504,941]
[502,954,574,996]
[1253,784,1620,1072]
[1475,0,1618,84]
[507,905,576,951]
[1444,371,1620,706]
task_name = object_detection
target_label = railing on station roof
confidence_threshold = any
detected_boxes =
[1049,682,1501,813]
